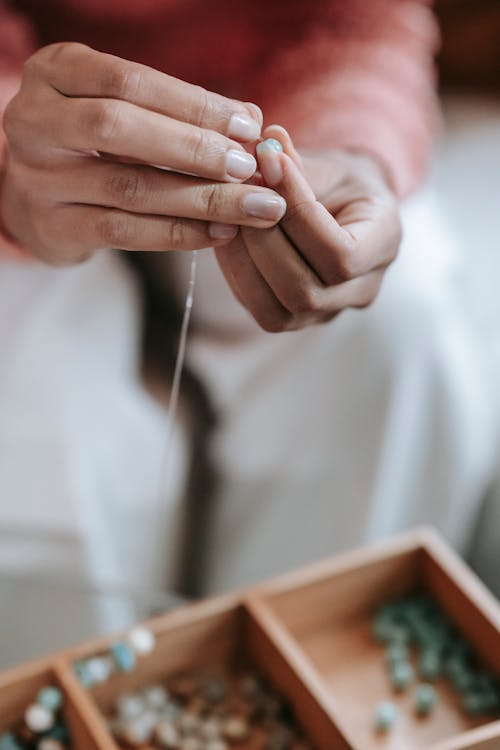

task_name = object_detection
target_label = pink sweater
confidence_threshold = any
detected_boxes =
[0,0,440,257]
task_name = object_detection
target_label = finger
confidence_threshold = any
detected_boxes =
[38,204,235,263]
[262,124,303,170]
[52,96,258,182]
[242,225,384,315]
[256,146,387,284]
[50,160,286,229]
[215,235,293,333]
[30,43,262,141]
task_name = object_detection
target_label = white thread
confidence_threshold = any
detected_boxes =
[166,249,197,446]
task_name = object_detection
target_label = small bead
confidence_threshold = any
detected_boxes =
[375,701,397,732]
[142,685,168,710]
[37,687,63,712]
[25,704,55,733]
[178,712,200,735]
[117,693,145,721]
[110,642,136,672]
[86,656,113,684]
[155,719,179,749]
[386,643,408,665]
[38,739,65,750]
[391,661,415,691]
[222,716,250,742]
[201,719,221,740]
[121,713,157,745]
[74,661,94,688]
[0,733,22,750]
[205,741,228,750]
[256,138,283,155]
[415,684,438,716]
[128,626,156,656]
[419,651,441,681]
[202,677,228,705]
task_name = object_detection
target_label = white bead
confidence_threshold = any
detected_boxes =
[128,626,155,655]
[24,703,54,732]
[117,693,145,720]
[143,684,168,710]
[86,656,113,684]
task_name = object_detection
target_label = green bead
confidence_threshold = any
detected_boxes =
[375,701,397,731]
[391,661,415,691]
[386,643,408,665]
[419,650,441,681]
[464,693,487,716]
[37,686,63,712]
[415,683,438,716]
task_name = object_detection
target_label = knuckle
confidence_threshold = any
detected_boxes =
[188,127,210,166]
[86,100,122,145]
[336,242,361,281]
[165,217,187,249]
[103,63,142,100]
[190,86,211,127]
[105,170,145,209]
[98,211,133,247]
[286,284,321,315]
[199,183,226,218]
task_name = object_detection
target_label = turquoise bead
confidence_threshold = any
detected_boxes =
[74,661,94,688]
[464,693,487,716]
[0,734,22,750]
[386,643,408,665]
[391,661,415,691]
[375,701,397,731]
[256,138,283,155]
[419,650,441,681]
[111,642,136,672]
[415,683,438,715]
[37,686,63,712]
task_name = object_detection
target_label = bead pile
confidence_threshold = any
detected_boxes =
[0,686,71,750]
[372,593,500,733]
[74,626,156,688]
[108,668,312,750]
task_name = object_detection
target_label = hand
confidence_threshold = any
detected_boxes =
[0,43,287,264]
[215,126,402,332]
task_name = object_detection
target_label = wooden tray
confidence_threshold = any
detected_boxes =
[1,528,499,750]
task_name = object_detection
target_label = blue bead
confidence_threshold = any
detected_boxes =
[111,642,136,672]
[391,661,415,691]
[37,686,63,712]
[74,660,94,688]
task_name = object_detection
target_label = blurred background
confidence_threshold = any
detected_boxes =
[0,0,500,668]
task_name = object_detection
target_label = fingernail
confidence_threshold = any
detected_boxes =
[256,139,284,185]
[208,222,239,241]
[226,149,257,180]
[242,192,287,221]
[228,113,261,142]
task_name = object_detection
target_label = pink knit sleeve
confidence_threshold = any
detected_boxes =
[0,1,37,259]
[250,0,440,198]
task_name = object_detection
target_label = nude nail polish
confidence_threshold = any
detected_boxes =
[226,149,257,180]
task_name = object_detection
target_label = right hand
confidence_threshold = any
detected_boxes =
[0,43,286,264]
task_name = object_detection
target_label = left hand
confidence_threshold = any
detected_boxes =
[214,126,402,332]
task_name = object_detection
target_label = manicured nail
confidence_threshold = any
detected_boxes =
[226,149,257,180]
[228,113,261,142]
[256,139,284,185]
[242,192,287,221]
[208,222,239,241]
